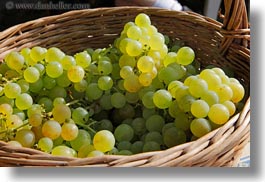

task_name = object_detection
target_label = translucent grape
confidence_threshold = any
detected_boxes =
[56,71,71,87]
[38,137,53,152]
[48,86,67,100]
[120,66,134,79]
[74,79,88,92]
[126,39,143,57]
[208,104,230,125]
[4,82,21,99]
[6,114,23,129]
[163,52,177,67]
[61,55,76,70]
[7,141,22,147]
[61,123,79,141]
[228,82,245,103]
[135,13,151,27]
[30,46,47,62]
[190,118,211,138]
[86,83,103,100]
[200,69,222,90]
[52,145,75,157]
[127,25,142,40]
[158,66,180,85]
[96,119,114,132]
[77,144,95,158]
[99,94,113,110]
[98,60,113,75]
[42,120,62,140]
[119,55,136,68]
[45,47,65,63]
[168,100,182,118]
[46,61,63,78]
[38,97,53,112]
[142,91,155,109]
[98,76,113,91]
[191,100,210,118]
[28,113,43,127]
[149,33,164,50]
[15,129,35,148]
[67,65,85,83]
[123,75,142,93]
[15,93,33,110]
[139,72,152,86]
[70,129,91,151]
[5,51,25,71]
[23,67,40,83]
[189,78,208,98]
[137,56,154,73]
[176,46,195,65]
[178,94,195,112]
[75,51,91,68]
[153,89,172,109]
[43,75,56,89]
[93,130,115,152]
[0,103,13,116]
[145,131,163,145]
[167,80,183,97]
[222,100,236,116]
[87,150,104,157]
[201,90,219,106]
[29,79,43,93]
[214,84,233,103]
[52,104,71,124]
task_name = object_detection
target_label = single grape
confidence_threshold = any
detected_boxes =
[126,39,143,57]
[190,118,212,138]
[98,60,113,75]
[75,51,91,68]
[46,61,63,78]
[163,127,186,148]
[131,141,144,154]
[70,129,91,151]
[45,47,65,63]
[74,79,88,92]
[52,104,71,124]
[189,78,208,98]
[137,56,154,73]
[176,46,195,65]
[61,123,79,141]
[38,137,53,152]
[86,83,103,100]
[5,51,25,71]
[0,103,13,116]
[111,92,126,109]
[98,76,113,90]
[15,129,35,148]
[51,145,75,157]
[6,114,23,129]
[222,100,236,116]
[135,13,151,27]
[30,46,47,62]
[114,124,134,142]
[153,89,172,109]
[42,120,62,140]
[174,112,191,131]
[67,65,85,83]
[142,91,155,109]
[72,107,89,124]
[4,82,21,99]
[38,97,53,112]
[119,55,136,68]
[23,67,40,83]
[146,115,165,132]
[61,55,76,70]
[208,104,230,125]
[127,25,142,40]
[117,141,132,151]
[144,131,163,145]
[131,117,146,136]
[228,82,245,103]
[87,150,104,157]
[28,113,43,127]
[93,130,115,152]
[123,75,142,93]
[15,93,33,110]
[142,141,160,152]
[77,144,95,158]
[191,99,210,118]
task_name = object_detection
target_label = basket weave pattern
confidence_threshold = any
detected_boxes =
[0,0,250,167]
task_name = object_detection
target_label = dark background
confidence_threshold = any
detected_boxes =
[0,0,249,31]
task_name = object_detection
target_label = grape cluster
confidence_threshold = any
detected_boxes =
[0,13,245,158]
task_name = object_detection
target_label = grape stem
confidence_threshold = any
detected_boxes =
[75,121,96,134]
[0,121,29,135]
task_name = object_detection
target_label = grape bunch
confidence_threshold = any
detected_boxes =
[0,13,246,158]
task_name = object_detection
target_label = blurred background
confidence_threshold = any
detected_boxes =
[0,0,249,31]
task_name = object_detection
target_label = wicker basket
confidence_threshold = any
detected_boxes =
[0,0,250,167]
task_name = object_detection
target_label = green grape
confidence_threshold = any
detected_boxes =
[119,38,131,54]
[29,79,43,93]
[162,122,175,135]
[0,96,14,107]
[98,76,113,91]
[189,78,208,98]
[117,141,132,151]
[178,94,195,112]
[131,117,146,135]
[131,141,144,154]
[98,60,113,75]
[4,70,20,80]
[158,66,180,85]
[127,25,142,40]
[61,55,76,70]
[77,144,95,158]
[176,46,195,65]
[42,120,62,140]
[126,39,143,57]
[27,104,42,117]
[137,56,154,73]
[111,63,121,80]
[13,108,26,120]
[16,79,29,93]
[153,89,172,109]
[124,21,135,31]
[184,75,198,86]
[23,67,40,83]
[48,86,67,100]
[15,93,33,110]
[146,115,165,132]
[86,83,103,100]
[139,72,152,87]
[163,127,186,148]
[46,61,63,78]
[45,47,65,63]
[163,52,177,67]
[38,137,53,152]
[0,103,13,116]
[87,150,104,157]
[99,93,113,110]
[174,113,191,131]
[125,92,139,104]
[222,100,236,116]
[93,130,115,152]
[6,114,23,129]
[4,82,21,99]
[72,107,89,124]
[70,129,91,151]
[146,25,157,35]
[52,104,71,124]
[167,80,183,98]
[75,51,91,68]
[67,65,85,83]
[61,123,78,141]
[38,97,53,112]
[168,63,186,80]
[145,131,163,145]
[147,50,161,63]
[142,91,155,109]
[15,129,35,148]
[208,104,230,125]
[30,46,47,62]
[74,79,88,92]
[142,107,155,119]
[111,92,126,109]
[7,141,22,147]
[96,119,114,132]
[168,100,182,118]
[228,82,245,103]
[191,99,210,118]
[28,113,42,127]
[114,124,134,142]
[149,33,164,50]
[143,141,160,152]
[185,64,197,75]
[135,13,151,27]
[5,51,25,71]
[52,145,75,157]
[56,71,71,87]
[120,66,134,79]
[53,97,66,106]
[118,104,136,120]
[43,75,56,89]
[190,118,212,138]
[119,55,136,68]
[123,74,142,93]
[214,84,233,103]
[117,150,133,155]
[200,69,222,90]
[201,90,219,106]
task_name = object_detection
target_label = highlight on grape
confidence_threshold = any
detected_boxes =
[0,13,246,158]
